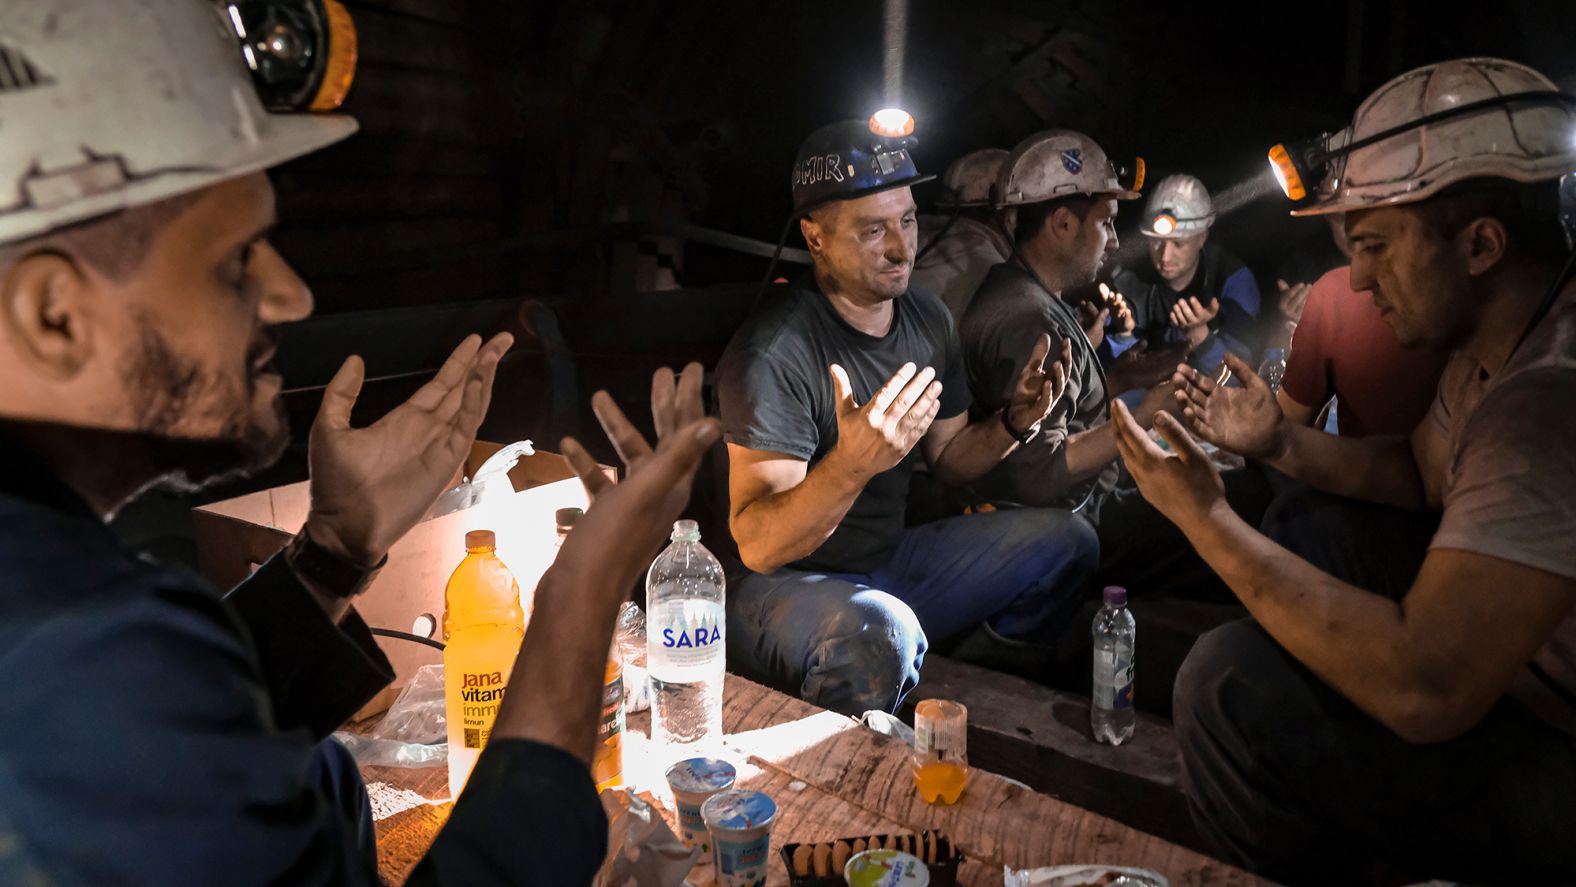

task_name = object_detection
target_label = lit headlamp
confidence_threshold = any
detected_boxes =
[866,110,918,176]
[225,0,358,112]
[869,108,916,139]
[1149,211,1177,236]
[1267,135,1332,202]
[1115,157,1147,193]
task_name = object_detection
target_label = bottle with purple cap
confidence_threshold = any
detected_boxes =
[1091,585,1136,745]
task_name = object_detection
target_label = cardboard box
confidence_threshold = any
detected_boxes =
[193,442,610,718]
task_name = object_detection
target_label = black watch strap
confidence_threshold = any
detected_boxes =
[286,530,386,600]
[1001,408,1039,445]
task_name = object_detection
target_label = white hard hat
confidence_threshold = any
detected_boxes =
[938,148,1009,208]
[996,129,1140,208]
[1295,58,1576,217]
[0,0,359,245]
[1141,174,1215,238]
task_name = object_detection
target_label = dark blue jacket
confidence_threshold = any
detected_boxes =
[0,437,605,886]
[1109,241,1263,372]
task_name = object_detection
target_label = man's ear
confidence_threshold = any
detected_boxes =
[800,216,825,256]
[0,250,96,379]
[1462,216,1510,278]
[1050,205,1078,240]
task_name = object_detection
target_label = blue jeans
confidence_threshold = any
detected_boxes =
[727,508,1099,715]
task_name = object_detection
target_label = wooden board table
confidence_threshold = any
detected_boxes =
[365,675,1273,886]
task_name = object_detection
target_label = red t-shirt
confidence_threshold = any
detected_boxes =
[1282,266,1450,437]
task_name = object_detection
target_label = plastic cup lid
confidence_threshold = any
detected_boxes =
[700,789,776,831]
[844,849,931,887]
[665,757,737,793]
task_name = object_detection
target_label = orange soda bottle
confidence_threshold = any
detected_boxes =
[443,529,525,799]
[556,507,625,792]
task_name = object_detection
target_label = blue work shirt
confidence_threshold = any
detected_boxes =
[0,436,606,885]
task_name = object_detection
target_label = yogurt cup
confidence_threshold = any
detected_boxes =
[844,849,931,887]
[700,789,777,887]
[664,757,737,854]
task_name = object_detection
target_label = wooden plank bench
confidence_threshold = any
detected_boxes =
[904,655,1200,853]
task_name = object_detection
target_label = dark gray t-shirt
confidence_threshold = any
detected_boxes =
[717,278,971,574]
[957,261,1117,510]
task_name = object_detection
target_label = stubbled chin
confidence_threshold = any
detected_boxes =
[879,274,910,296]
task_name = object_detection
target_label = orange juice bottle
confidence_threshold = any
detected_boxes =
[556,507,625,792]
[592,652,625,791]
[913,699,970,805]
[443,529,525,799]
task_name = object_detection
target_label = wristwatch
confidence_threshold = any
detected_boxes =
[285,529,387,599]
[1001,409,1041,445]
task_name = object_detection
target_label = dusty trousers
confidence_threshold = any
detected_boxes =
[1173,486,1576,884]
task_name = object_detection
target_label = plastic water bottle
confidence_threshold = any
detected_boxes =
[1258,347,1288,393]
[646,520,726,764]
[1091,586,1136,746]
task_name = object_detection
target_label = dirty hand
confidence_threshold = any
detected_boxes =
[1101,283,1136,336]
[1277,279,1312,324]
[827,361,943,478]
[305,332,514,565]
[1168,296,1220,348]
[1007,334,1070,434]
[1173,352,1288,460]
[556,363,721,601]
[1111,400,1226,530]
[1109,341,1189,395]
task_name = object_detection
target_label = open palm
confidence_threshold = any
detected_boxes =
[555,364,721,602]
[305,333,513,565]
[1173,353,1288,460]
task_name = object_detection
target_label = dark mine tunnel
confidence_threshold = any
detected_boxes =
[122,0,1574,514]
[7,0,1576,884]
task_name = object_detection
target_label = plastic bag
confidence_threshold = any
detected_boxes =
[594,789,697,886]
[334,664,448,768]
[1003,865,1168,887]
[374,663,447,743]
[617,602,651,713]
[860,710,916,746]
[333,731,447,768]
[424,440,536,519]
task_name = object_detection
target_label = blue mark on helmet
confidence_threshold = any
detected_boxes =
[1062,149,1083,174]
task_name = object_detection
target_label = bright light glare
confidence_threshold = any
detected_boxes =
[1151,214,1177,236]
[227,4,248,38]
[1269,161,1291,196]
[870,108,915,138]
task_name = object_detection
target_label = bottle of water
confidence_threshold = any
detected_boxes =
[1258,347,1288,393]
[646,520,726,764]
[1091,586,1136,746]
